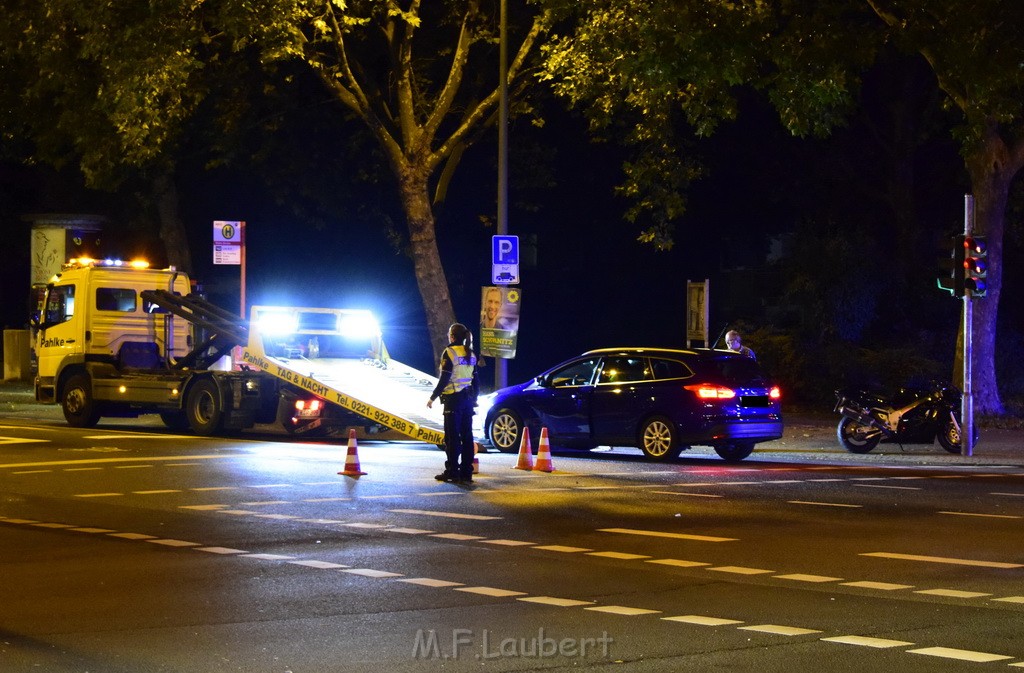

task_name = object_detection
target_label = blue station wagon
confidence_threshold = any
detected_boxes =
[478,347,783,462]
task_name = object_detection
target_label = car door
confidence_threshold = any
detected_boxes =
[590,355,653,445]
[529,357,598,445]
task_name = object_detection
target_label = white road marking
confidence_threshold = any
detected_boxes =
[339,565,403,577]
[662,615,743,626]
[788,500,862,508]
[938,511,1021,519]
[76,493,122,498]
[647,559,710,568]
[65,468,103,472]
[243,553,294,560]
[288,560,350,569]
[914,589,991,599]
[0,455,237,469]
[134,490,180,495]
[390,508,501,521]
[651,491,724,498]
[108,532,157,540]
[69,527,116,534]
[398,578,464,588]
[707,566,774,575]
[991,492,1024,497]
[822,635,914,648]
[906,646,1012,663]
[195,547,247,554]
[179,505,228,511]
[148,539,200,547]
[854,484,921,490]
[481,539,535,546]
[584,605,661,616]
[390,528,434,534]
[115,465,152,469]
[455,586,526,597]
[739,624,821,636]
[31,522,74,529]
[534,545,592,553]
[841,581,913,591]
[0,437,49,445]
[586,551,651,560]
[518,596,594,607]
[993,596,1024,604]
[774,574,843,583]
[431,533,486,541]
[861,552,1022,568]
[598,527,735,542]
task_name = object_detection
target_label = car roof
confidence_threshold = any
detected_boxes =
[581,347,735,358]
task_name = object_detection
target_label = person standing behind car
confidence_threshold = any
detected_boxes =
[427,323,479,483]
[725,330,756,360]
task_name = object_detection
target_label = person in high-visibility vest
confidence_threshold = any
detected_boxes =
[427,323,480,483]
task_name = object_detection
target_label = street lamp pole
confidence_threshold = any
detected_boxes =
[495,0,509,390]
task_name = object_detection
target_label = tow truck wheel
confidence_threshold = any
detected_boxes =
[186,378,224,436]
[159,410,189,431]
[62,373,100,428]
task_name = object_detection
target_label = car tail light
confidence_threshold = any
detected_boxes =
[295,399,322,412]
[684,384,736,400]
[769,386,781,400]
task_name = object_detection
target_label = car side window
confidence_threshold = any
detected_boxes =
[549,358,599,387]
[650,358,693,381]
[598,356,651,384]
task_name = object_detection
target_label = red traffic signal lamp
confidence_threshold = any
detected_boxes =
[963,235,987,298]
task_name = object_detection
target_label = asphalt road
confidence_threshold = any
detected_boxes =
[1,405,1024,673]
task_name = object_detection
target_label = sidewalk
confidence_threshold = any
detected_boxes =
[2,380,1022,467]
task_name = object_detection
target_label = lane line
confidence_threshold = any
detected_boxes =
[390,508,501,521]
[598,527,736,542]
[906,647,1012,663]
[788,501,862,508]
[663,615,744,626]
[0,455,236,469]
[739,624,821,636]
[938,511,1021,520]
[707,566,774,575]
[518,596,594,607]
[914,589,991,599]
[822,635,914,648]
[861,552,1022,569]
[584,606,661,616]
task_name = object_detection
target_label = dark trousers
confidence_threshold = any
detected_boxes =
[442,392,475,478]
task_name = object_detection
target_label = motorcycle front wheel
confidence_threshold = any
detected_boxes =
[937,417,978,454]
[837,417,881,453]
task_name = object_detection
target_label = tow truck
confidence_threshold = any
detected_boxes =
[31,258,446,443]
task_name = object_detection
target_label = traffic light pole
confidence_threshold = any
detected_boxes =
[962,195,974,457]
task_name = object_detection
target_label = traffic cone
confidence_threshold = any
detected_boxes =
[473,442,480,475]
[338,429,367,476]
[514,427,533,470]
[534,427,554,472]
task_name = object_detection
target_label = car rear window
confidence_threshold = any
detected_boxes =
[706,356,767,385]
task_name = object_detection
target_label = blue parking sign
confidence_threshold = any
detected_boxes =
[492,235,518,265]
[492,235,520,284]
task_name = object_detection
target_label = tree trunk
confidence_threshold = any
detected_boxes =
[397,168,456,365]
[958,128,1019,416]
[152,172,193,274]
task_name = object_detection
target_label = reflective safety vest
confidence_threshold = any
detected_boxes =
[441,345,477,395]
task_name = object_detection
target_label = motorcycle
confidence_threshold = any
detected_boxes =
[833,381,975,454]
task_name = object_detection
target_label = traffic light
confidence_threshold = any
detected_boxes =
[937,235,965,297]
[963,235,987,298]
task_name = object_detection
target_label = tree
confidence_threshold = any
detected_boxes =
[542,0,1024,414]
[220,0,549,355]
[863,0,1024,414]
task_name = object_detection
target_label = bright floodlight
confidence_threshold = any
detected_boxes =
[339,311,381,339]
[256,310,299,336]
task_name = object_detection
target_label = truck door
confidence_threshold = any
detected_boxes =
[36,283,84,378]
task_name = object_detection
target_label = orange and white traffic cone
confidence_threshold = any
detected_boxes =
[338,429,367,476]
[534,427,554,472]
[514,427,533,470]
[473,442,480,475]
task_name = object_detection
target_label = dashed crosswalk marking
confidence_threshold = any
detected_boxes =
[822,635,914,648]
[907,646,1013,663]
[390,508,501,521]
[740,624,821,636]
[598,527,735,542]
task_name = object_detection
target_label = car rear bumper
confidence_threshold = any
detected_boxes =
[682,420,784,444]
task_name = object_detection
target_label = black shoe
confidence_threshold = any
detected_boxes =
[435,472,455,482]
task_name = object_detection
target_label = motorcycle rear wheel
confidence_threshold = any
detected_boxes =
[837,417,881,453]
